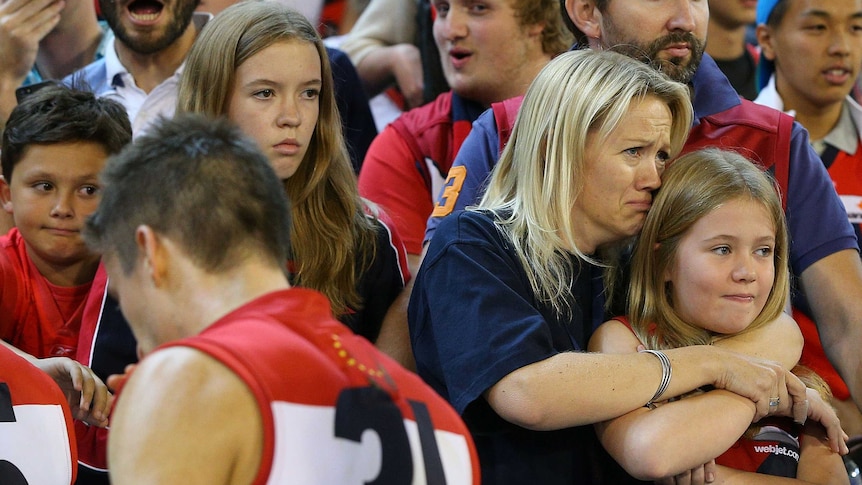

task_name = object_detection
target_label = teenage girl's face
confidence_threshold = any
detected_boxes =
[227,39,321,180]
[665,196,776,335]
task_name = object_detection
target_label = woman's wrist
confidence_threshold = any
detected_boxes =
[663,345,724,397]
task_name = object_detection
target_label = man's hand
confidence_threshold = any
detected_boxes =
[0,0,64,83]
[388,43,424,109]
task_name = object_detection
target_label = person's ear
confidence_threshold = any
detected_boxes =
[526,19,545,39]
[567,0,602,42]
[0,176,12,214]
[756,24,777,62]
[134,225,167,287]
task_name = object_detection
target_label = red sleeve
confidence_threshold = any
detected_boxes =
[358,126,433,255]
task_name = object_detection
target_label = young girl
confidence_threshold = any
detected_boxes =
[589,147,848,483]
[176,2,408,342]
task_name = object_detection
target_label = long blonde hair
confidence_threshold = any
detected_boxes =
[628,148,790,349]
[479,49,693,316]
[177,1,376,317]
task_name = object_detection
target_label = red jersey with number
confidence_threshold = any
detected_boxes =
[145,288,480,484]
[359,92,484,255]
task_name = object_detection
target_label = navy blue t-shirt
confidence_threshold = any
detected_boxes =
[409,209,629,484]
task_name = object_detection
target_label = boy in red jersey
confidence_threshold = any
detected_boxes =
[0,84,129,431]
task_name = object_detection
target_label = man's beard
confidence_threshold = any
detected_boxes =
[99,0,198,55]
[602,30,705,84]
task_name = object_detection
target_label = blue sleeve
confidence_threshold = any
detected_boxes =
[785,123,858,276]
[423,108,501,245]
[327,47,378,174]
[409,211,562,415]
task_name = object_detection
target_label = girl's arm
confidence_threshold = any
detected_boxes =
[589,320,759,480]
[714,312,803,370]
[587,316,835,481]
[596,390,756,480]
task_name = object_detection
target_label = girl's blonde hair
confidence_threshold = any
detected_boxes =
[628,148,790,349]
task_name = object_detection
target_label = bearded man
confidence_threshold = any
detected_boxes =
[68,0,204,135]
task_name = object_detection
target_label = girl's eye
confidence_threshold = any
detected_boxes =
[712,246,730,256]
[33,182,53,192]
[253,89,274,99]
[755,247,773,257]
[301,89,320,100]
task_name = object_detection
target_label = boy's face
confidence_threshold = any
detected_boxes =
[432,0,546,106]
[0,141,108,276]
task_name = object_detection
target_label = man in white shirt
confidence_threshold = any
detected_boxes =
[67,0,208,136]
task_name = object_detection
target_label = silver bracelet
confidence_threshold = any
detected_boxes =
[640,349,672,407]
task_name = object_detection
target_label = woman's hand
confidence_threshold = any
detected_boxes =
[711,349,807,421]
